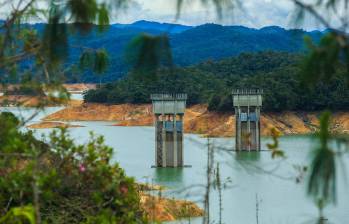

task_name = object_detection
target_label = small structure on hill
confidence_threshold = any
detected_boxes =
[151,93,187,167]
[232,89,263,151]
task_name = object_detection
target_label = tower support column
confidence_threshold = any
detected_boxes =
[173,114,178,167]
[162,114,167,167]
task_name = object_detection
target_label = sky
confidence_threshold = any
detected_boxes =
[112,0,324,31]
[0,0,328,31]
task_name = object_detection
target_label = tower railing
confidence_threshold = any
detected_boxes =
[151,93,188,101]
[232,89,263,95]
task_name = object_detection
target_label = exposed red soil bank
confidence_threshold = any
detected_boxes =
[43,103,349,137]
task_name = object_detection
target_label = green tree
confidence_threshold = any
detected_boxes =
[0,112,147,223]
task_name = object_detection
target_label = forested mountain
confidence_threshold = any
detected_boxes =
[84,52,349,112]
[112,20,193,33]
[16,21,323,83]
[171,25,322,65]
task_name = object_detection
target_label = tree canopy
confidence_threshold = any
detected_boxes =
[84,51,349,112]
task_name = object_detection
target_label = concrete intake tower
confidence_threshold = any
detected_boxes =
[151,93,187,167]
[232,89,263,151]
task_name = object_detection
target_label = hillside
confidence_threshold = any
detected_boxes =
[84,52,349,112]
[17,21,322,82]
[171,24,321,65]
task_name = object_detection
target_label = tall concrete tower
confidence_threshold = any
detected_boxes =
[151,93,187,167]
[232,89,263,151]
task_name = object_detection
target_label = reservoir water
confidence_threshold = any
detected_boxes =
[2,107,349,224]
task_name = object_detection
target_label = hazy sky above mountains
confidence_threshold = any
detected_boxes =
[115,0,323,30]
[0,0,325,30]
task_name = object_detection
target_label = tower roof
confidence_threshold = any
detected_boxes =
[151,93,187,114]
[232,89,263,107]
[232,89,263,95]
[151,93,188,101]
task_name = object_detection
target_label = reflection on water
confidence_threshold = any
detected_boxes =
[153,168,184,184]
[2,108,349,224]
[235,151,261,161]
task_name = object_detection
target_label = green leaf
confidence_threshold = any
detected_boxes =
[79,50,94,70]
[94,49,109,74]
[97,3,110,32]
[42,4,68,65]
[67,0,98,32]
[125,34,173,81]
[0,205,36,224]
[307,111,337,204]
[301,33,342,86]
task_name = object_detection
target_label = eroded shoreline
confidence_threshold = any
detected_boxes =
[40,103,349,136]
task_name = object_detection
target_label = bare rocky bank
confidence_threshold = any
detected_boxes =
[27,121,84,129]
[140,193,204,222]
[42,103,349,136]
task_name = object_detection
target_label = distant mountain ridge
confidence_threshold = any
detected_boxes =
[13,20,323,82]
[112,20,193,33]
[170,23,322,65]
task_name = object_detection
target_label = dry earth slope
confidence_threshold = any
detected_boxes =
[42,103,349,136]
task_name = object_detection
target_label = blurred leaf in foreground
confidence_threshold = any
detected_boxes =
[308,111,336,219]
